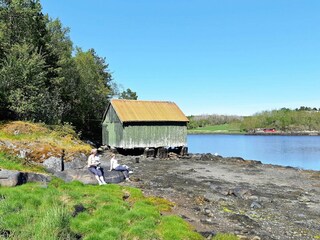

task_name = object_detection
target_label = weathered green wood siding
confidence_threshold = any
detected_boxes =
[121,123,187,148]
[102,105,123,146]
[102,105,187,148]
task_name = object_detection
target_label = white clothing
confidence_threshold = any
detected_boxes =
[88,154,101,168]
[110,157,119,170]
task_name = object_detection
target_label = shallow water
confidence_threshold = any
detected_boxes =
[188,134,320,171]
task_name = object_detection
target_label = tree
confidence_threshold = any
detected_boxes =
[119,88,138,100]
[0,0,48,60]
[0,0,63,122]
[0,43,56,121]
[72,48,113,131]
[45,18,80,122]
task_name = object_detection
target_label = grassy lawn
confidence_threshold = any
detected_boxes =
[188,123,243,134]
[0,174,238,240]
[0,180,204,240]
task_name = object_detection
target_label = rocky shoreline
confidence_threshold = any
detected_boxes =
[107,152,320,240]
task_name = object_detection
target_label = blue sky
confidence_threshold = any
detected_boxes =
[41,0,320,116]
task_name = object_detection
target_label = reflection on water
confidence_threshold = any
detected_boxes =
[187,134,320,171]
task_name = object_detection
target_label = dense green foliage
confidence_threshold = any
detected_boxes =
[0,0,137,136]
[241,108,320,132]
[0,180,204,240]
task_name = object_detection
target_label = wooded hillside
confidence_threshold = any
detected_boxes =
[241,107,320,132]
[188,107,320,133]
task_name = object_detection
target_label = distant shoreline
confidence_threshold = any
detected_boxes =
[187,131,320,136]
[187,131,244,135]
[246,132,320,136]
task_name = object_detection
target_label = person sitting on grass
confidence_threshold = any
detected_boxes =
[87,148,106,185]
[109,153,132,181]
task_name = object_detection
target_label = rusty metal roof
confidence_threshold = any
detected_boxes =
[111,99,189,123]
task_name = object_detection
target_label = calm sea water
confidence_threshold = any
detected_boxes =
[187,134,320,171]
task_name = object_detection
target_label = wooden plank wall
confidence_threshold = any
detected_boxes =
[103,105,187,148]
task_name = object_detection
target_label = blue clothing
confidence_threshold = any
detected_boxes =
[114,166,129,178]
[88,166,103,177]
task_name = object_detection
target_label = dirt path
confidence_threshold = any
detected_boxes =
[100,152,320,240]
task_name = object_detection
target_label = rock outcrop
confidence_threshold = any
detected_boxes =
[0,169,50,187]
[43,152,125,184]
[53,169,125,184]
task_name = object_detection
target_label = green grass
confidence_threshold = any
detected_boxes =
[188,123,242,134]
[0,180,205,240]
[156,215,203,240]
[0,152,46,173]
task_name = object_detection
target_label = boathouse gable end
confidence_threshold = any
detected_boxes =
[102,104,124,147]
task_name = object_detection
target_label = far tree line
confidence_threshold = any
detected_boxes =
[187,114,243,129]
[188,107,320,132]
[0,0,137,138]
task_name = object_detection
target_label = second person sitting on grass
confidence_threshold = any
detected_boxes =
[109,153,133,181]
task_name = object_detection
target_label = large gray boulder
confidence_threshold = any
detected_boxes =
[54,169,125,185]
[0,169,21,187]
[43,153,87,173]
[26,172,51,184]
[43,157,63,173]
[0,169,51,187]
[64,153,87,170]
[54,169,95,184]
[41,153,125,185]
[105,170,125,183]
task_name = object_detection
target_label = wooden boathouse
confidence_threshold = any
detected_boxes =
[102,99,189,156]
